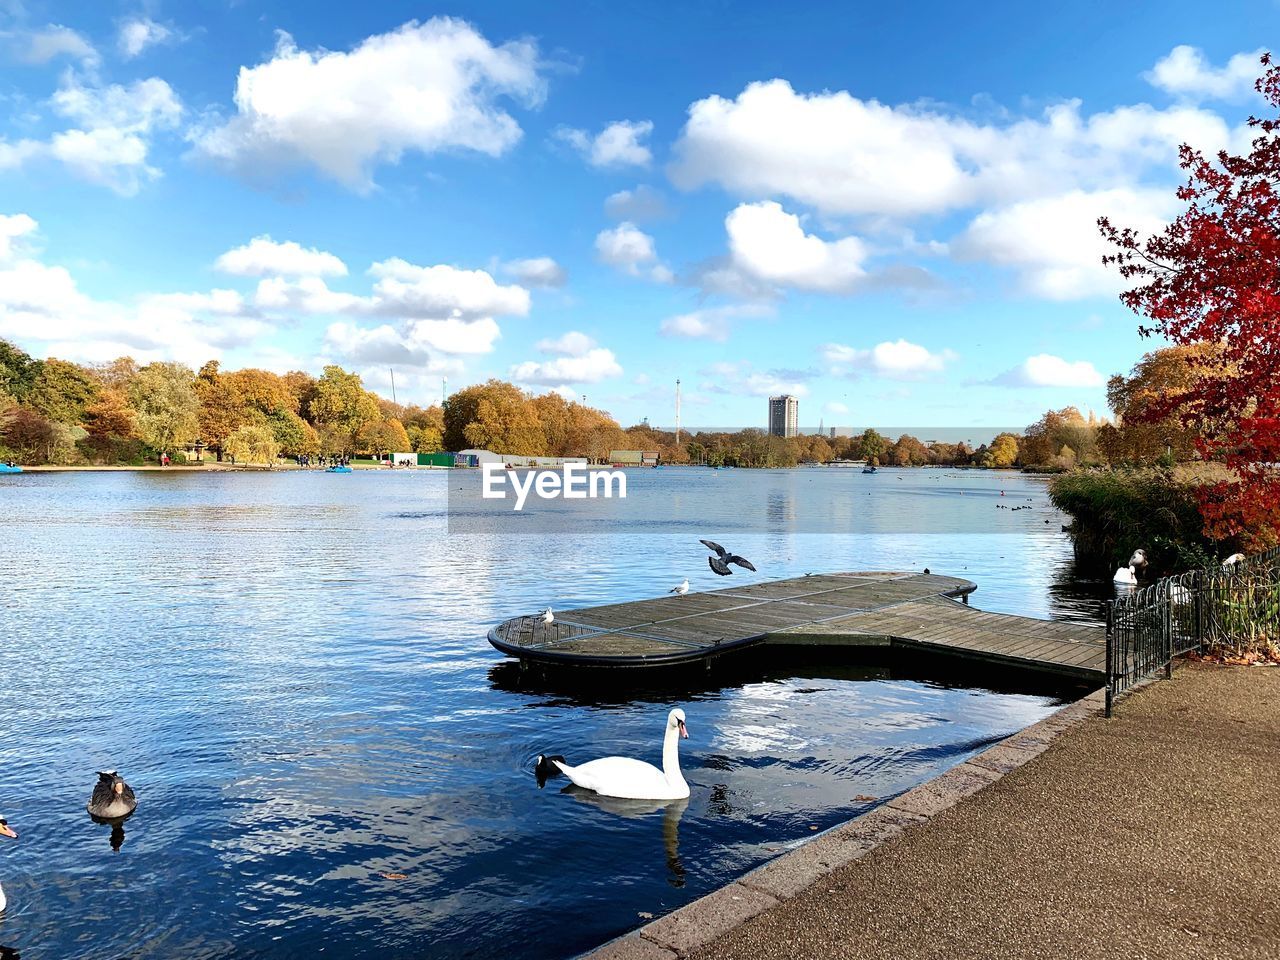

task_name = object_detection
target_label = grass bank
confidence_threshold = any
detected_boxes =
[1049,465,1232,573]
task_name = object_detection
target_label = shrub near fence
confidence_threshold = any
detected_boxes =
[1105,546,1280,714]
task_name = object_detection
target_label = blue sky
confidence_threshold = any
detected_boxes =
[0,1,1274,430]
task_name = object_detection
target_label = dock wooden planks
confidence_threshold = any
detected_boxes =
[488,571,1105,680]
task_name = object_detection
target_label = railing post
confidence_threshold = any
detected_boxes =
[1104,600,1114,718]
[1163,586,1173,680]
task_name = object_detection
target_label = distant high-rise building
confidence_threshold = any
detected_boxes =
[768,395,799,438]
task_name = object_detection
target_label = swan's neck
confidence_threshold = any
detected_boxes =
[662,724,686,789]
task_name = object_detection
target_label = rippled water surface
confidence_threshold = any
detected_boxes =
[0,468,1108,959]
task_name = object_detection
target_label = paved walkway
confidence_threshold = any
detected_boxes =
[684,664,1280,960]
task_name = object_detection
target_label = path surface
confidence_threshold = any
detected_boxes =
[687,664,1280,960]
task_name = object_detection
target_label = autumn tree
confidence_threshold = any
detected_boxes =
[195,361,246,460]
[130,362,199,454]
[985,432,1021,468]
[1101,53,1280,545]
[82,389,137,460]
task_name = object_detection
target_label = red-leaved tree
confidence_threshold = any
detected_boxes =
[1100,53,1280,548]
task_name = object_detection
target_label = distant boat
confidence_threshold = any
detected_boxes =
[0,463,22,474]
[326,465,353,474]
[862,465,878,474]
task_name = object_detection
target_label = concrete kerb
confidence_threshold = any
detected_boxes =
[578,687,1108,960]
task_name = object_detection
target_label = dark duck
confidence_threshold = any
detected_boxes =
[87,771,137,820]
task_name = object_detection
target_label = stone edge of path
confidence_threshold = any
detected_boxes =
[579,687,1108,960]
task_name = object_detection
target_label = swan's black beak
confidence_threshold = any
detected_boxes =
[678,720,688,740]
[0,820,16,839]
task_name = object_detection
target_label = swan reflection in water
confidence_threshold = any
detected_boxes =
[562,786,690,888]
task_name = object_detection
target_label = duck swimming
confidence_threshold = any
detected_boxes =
[88,771,137,820]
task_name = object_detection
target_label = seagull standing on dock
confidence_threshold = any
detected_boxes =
[541,608,554,625]
[700,540,756,577]
[669,579,689,596]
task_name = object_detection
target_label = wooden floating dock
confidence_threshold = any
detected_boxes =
[488,572,1105,682]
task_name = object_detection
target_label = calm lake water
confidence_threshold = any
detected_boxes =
[0,468,1109,960]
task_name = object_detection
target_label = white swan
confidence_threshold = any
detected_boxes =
[1113,565,1137,585]
[537,708,690,801]
[0,815,16,913]
[669,579,689,596]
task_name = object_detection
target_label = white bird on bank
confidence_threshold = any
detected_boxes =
[0,815,16,913]
[669,579,689,596]
[1113,565,1137,585]
[536,708,690,800]
[541,608,554,625]
[1223,553,1245,568]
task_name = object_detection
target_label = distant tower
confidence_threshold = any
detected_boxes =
[675,378,682,444]
[818,416,824,437]
[768,395,799,438]
[442,377,447,407]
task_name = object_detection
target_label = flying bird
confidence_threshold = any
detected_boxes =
[699,539,756,576]
[669,579,689,596]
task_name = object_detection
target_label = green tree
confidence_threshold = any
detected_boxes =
[129,362,199,454]
[0,339,40,402]
[270,410,320,457]
[224,423,280,466]
[310,365,380,448]
[855,428,888,463]
[28,358,100,424]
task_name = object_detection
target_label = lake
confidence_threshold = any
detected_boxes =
[0,467,1109,959]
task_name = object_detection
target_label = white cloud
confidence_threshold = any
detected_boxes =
[1146,45,1265,102]
[604,184,668,221]
[659,303,771,342]
[10,24,98,66]
[511,347,622,385]
[822,339,954,380]
[993,354,1105,388]
[253,276,365,313]
[557,119,653,168]
[0,213,37,260]
[27,74,184,195]
[536,331,596,356]
[322,320,480,370]
[669,78,1236,220]
[701,360,810,398]
[726,201,867,294]
[953,187,1175,299]
[0,216,269,367]
[367,259,530,319]
[216,236,348,277]
[118,18,174,59]
[192,18,545,190]
[594,221,671,282]
[501,256,566,288]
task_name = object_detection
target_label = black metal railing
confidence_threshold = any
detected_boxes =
[1105,546,1280,715]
